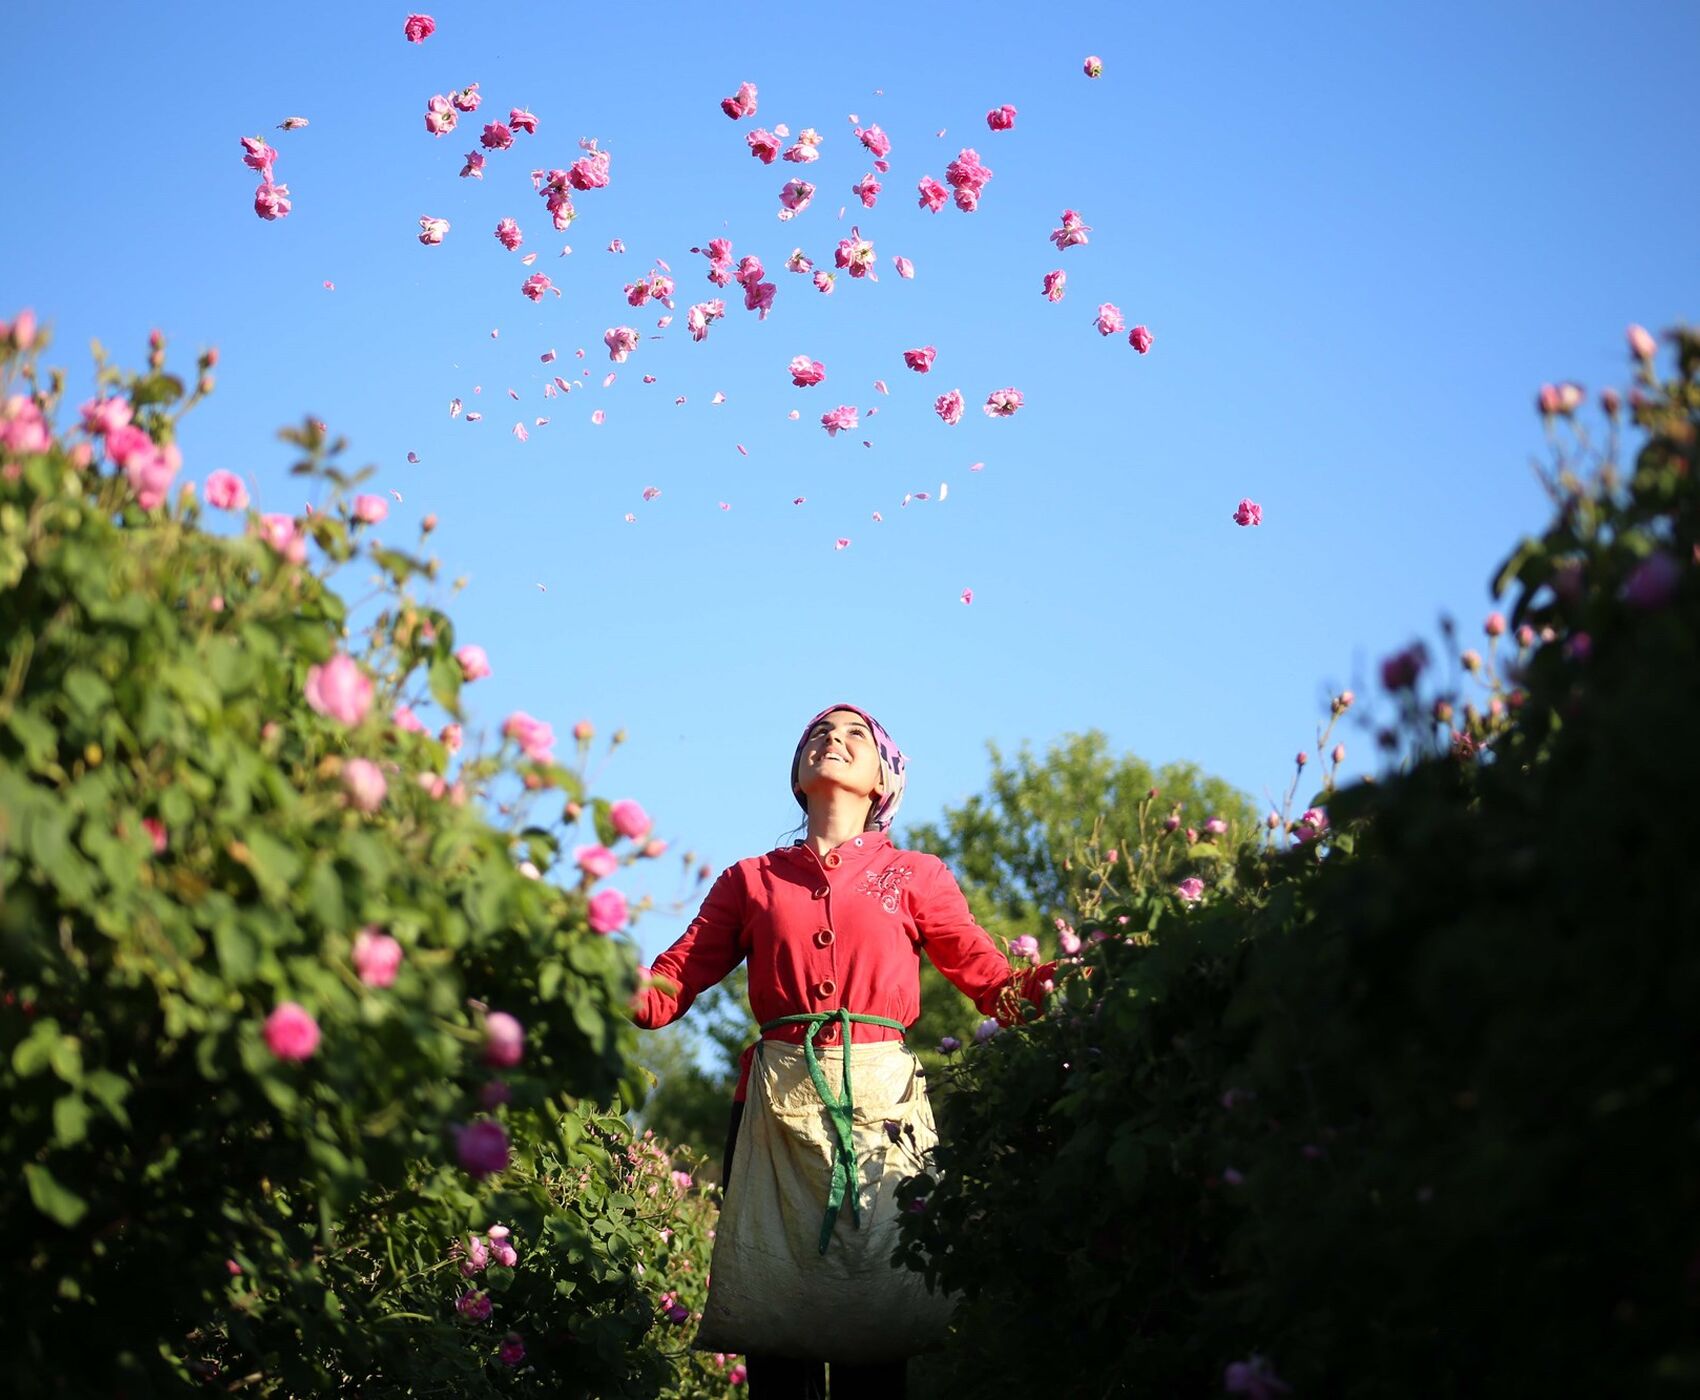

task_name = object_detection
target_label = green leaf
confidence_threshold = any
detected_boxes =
[62,667,112,717]
[243,829,301,900]
[1490,533,1545,600]
[213,919,258,982]
[53,1093,91,1147]
[83,1070,132,1129]
[23,1162,89,1227]
[8,705,59,768]
[12,1019,63,1077]
[592,798,617,849]
[427,656,462,715]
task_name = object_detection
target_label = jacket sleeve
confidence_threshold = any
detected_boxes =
[910,856,1055,1025]
[630,864,749,1029]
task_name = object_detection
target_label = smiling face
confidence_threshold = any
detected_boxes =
[794,709,885,814]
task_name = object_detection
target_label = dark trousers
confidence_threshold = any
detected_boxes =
[721,1098,909,1400]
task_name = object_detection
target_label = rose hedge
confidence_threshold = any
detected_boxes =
[897,327,1700,1397]
[0,319,739,1397]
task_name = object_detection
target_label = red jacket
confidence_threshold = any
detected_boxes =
[631,830,1056,1101]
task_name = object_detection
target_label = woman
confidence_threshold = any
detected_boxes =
[629,704,1058,1400]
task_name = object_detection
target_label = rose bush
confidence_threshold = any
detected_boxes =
[0,316,735,1396]
[898,326,1700,1397]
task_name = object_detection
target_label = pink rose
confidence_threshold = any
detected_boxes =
[721,80,758,119]
[456,1119,511,1179]
[403,13,435,42]
[80,395,133,439]
[916,175,948,213]
[1083,55,1104,77]
[587,888,629,934]
[777,178,816,221]
[254,181,291,221]
[351,927,403,987]
[686,300,726,341]
[1050,208,1091,251]
[342,758,387,813]
[983,387,1024,418]
[499,1333,526,1366]
[1232,498,1262,527]
[1095,303,1124,336]
[852,172,881,208]
[393,704,428,735]
[305,653,374,727]
[483,1012,525,1069]
[604,326,639,362]
[610,798,651,839]
[125,442,181,510]
[811,270,835,294]
[1174,877,1205,903]
[456,1290,493,1322]
[833,227,877,279]
[575,844,619,879]
[1627,323,1657,362]
[567,149,611,190]
[481,122,514,151]
[903,346,937,373]
[240,135,276,175]
[934,389,965,425]
[352,493,388,524]
[1379,643,1428,691]
[1293,809,1329,844]
[264,1002,320,1060]
[456,644,491,681]
[425,95,457,137]
[945,149,994,208]
[986,104,1017,131]
[821,405,859,436]
[747,128,781,163]
[460,150,485,179]
[418,216,450,245]
[856,124,891,159]
[1042,269,1067,302]
[789,355,826,387]
[494,217,523,250]
[257,513,306,564]
[451,84,481,113]
[503,711,555,762]
[1129,324,1154,354]
[509,107,537,134]
[204,470,248,510]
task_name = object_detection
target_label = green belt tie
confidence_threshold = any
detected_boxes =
[759,1009,910,1255]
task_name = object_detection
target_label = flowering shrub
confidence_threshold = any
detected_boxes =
[0,316,727,1395]
[898,326,1700,1397]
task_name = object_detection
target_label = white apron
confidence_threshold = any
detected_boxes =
[692,1018,959,1362]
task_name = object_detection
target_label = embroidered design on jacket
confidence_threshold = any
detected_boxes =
[859,864,914,914]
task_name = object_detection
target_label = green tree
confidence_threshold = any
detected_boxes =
[900,732,1258,1071]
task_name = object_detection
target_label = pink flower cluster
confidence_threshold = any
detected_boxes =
[943,148,994,211]
[733,255,776,317]
[241,135,291,221]
[534,167,577,231]
[624,267,675,308]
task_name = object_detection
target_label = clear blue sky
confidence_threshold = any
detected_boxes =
[6,1,1696,964]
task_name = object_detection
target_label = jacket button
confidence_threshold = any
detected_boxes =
[814,929,835,947]
[813,885,829,900]
[817,978,836,998]
[823,851,842,869]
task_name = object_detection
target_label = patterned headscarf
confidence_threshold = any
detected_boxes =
[790,703,906,832]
